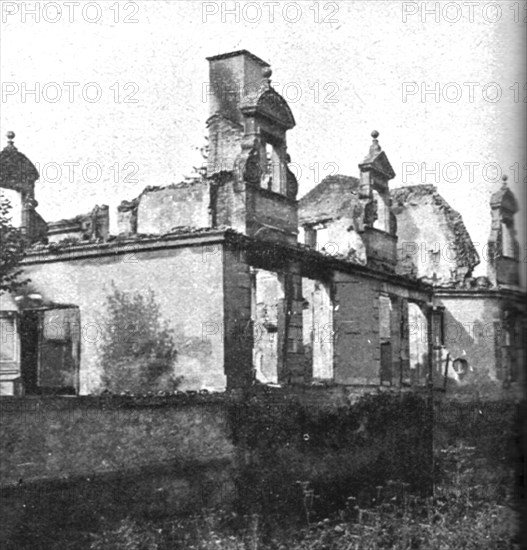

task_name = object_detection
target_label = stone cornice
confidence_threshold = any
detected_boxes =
[435,287,527,300]
[22,230,229,265]
[21,227,431,293]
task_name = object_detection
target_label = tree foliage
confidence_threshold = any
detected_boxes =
[99,285,180,394]
[0,195,28,293]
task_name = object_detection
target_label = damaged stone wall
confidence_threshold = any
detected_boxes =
[391,185,480,286]
[136,181,212,235]
[47,205,110,244]
[436,290,526,398]
[298,175,367,263]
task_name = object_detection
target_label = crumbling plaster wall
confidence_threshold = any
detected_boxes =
[137,181,212,235]
[437,294,513,393]
[392,186,479,285]
[313,218,367,263]
[21,245,225,394]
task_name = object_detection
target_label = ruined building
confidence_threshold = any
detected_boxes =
[1,50,525,398]
[300,165,525,396]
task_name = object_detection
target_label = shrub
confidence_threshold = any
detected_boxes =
[99,285,181,394]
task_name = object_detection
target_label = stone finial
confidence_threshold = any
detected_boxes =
[369,130,381,156]
[6,131,15,147]
[262,66,272,90]
[502,174,508,186]
[359,128,395,180]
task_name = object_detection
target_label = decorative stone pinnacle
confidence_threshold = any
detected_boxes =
[502,174,508,186]
[369,129,381,155]
[6,131,15,146]
[261,66,272,90]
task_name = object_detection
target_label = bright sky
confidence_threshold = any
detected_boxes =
[1,1,525,283]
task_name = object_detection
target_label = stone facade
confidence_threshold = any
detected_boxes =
[1,50,524,399]
[298,132,398,272]
[435,288,525,398]
[299,146,525,398]
[391,182,525,397]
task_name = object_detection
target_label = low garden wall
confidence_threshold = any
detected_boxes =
[0,388,435,548]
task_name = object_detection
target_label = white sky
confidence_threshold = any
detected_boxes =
[1,1,525,283]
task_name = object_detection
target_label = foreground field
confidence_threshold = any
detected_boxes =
[89,495,517,549]
[90,444,520,549]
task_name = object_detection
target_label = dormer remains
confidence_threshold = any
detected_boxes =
[358,131,397,269]
[488,175,520,287]
[206,50,299,244]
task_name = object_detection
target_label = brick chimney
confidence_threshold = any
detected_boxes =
[206,50,270,126]
[206,50,271,176]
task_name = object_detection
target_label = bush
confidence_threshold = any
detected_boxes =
[99,285,181,394]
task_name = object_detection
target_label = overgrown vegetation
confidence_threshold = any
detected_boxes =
[228,391,433,518]
[86,399,520,549]
[88,447,518,549]
[99,285,181,394]
[5,395,519,549]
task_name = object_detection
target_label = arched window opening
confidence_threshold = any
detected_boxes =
[260,137,285,194]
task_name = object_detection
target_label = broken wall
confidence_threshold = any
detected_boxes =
[137,181,212,235]
[392,186,479,285]
[310,217,367,263]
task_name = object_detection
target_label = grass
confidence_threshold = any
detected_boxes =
[88,444,520,550]
[88,495,517,549]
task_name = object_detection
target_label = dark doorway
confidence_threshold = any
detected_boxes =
[380,342,392,385]
[19,307,80,395]
[19,311,40,394]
